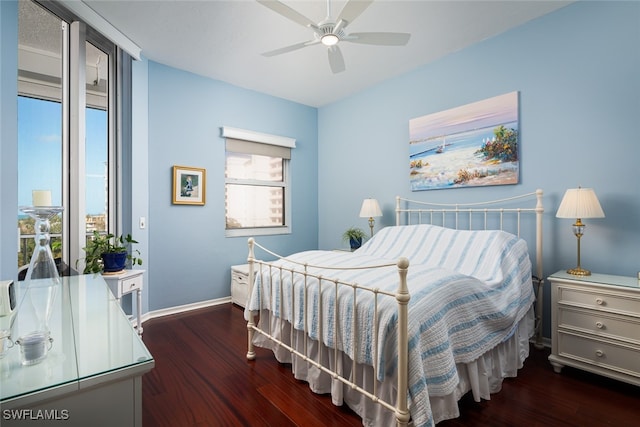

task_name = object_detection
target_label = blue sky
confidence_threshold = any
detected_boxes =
[18,96,107,215]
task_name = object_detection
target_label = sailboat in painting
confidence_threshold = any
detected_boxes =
[436,137,445,154]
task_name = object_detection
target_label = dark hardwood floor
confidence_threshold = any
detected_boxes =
[142,304,639,427]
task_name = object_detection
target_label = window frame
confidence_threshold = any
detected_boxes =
[17,0,130,271]
[222,127,295,238]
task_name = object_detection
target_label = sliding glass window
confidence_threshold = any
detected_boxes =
[17,0,117,273]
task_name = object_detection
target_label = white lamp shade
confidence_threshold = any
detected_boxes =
[556,188,605,219]
[359,198,382,218]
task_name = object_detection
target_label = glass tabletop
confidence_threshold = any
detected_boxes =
[0,274,153,402]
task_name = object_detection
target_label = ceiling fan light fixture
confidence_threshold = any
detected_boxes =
[321,33,340,46]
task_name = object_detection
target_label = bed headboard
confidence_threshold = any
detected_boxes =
[395,189,544,348]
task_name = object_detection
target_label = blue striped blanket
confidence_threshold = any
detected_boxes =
[246,224,535,427]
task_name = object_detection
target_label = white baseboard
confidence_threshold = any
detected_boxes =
[137,296,232,326]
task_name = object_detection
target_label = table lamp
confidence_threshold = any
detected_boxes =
[359,198,382,237]
[556,187,605,276]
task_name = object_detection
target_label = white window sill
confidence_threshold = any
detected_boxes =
[225,226,291,238]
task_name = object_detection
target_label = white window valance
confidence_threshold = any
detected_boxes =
[221,126,296,149]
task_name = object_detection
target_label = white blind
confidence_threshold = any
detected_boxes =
[225,138,291,159]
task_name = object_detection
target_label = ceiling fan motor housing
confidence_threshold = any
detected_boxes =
[317,23,345,45]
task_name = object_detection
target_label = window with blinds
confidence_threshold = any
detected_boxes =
[222,127,295,237]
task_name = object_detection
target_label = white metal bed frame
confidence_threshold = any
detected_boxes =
[245,189,544,427]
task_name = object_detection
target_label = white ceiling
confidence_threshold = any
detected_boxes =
[81,0,572,107]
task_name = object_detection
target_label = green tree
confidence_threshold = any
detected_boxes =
[475,126,518,162]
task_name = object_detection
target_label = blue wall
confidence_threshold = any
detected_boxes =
[146,62,318,310]
[317,1,640,337]
[1,1,639,340]
[131,57,150,314]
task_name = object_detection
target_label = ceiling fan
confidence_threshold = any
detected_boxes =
[257,0,411,74]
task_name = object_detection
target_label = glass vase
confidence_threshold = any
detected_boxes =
[12,206,63,365]
[19,206,64,283]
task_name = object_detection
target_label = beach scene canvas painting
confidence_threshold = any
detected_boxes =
[409,91,519,191]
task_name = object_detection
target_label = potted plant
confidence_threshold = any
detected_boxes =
[342,227,367,251]
[81,231,142,274]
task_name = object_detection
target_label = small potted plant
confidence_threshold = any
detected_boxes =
[81,231,142,274]
[342,227,367,251]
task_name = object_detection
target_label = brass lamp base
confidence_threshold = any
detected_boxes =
[567,266,591,276]
[368,217,375,238]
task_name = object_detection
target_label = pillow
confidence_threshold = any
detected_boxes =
[356,224,528,285]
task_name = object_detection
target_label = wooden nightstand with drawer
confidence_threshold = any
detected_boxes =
[548,271,640,386]
[231,264,250,308]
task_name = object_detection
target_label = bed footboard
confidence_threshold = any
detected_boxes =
[245,238,411,427]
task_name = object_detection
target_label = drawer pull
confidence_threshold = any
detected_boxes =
[595,321,604,329]
[130,283,136,289]
[595,298,604,305]
[595,350,604,358]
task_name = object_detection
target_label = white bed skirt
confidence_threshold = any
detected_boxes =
[252,306,535,426]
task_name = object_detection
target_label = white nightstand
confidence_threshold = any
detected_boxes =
[547,270,640,386]
[102,269,145,336]
[231,264,250,308]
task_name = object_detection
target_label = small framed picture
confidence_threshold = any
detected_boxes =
[172,165,206,205]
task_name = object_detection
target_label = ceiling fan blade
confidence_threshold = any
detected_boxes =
[337,0,373,25]
[328,45,345,74]
[345,32,411,46]
[262,39,319,57]
[256,0,317,28]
